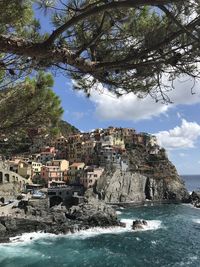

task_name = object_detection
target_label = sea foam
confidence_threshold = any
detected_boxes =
[120,218,162,232]
[8,232,57,245]
[193,219,200,224]
[4,218,162,244]
[116,211,122,215]
[67,218,162,239]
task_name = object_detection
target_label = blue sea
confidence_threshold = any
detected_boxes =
[181,175,200,192]
[0,175,200,267]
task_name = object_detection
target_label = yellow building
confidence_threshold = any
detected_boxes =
[48,159,69,172]
[113,135,125,149]
[18,161,32,179]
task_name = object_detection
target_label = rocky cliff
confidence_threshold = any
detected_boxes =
[0,197,119,243]
[96,144,189,203]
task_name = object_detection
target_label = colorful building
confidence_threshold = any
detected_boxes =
[80,166,104,189]
[68,162,85,184]
[41,165,64,187]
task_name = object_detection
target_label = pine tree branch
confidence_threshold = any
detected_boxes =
[158,5,200,42]
[95,15,200,70]
[44,0,183,46]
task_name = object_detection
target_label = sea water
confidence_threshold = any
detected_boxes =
[0,176,200,267]
[181,175,200,192]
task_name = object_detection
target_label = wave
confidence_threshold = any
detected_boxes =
[4,232,57,245]
[193,219,200,224]
[116,211,122,215]
[68,218,162,239]
[2,218,162,244]
[120,218,162,232]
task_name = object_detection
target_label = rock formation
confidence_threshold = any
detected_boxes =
[190,191,200,208]
[96,144,189,203]
[132,220,148,230]
[0,197,119,243]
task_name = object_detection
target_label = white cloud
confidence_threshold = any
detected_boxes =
[155,119,200,150]
[91,90,168,120]
[89,76,200,121]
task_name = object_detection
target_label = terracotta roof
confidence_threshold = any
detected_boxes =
[70,162,85,167]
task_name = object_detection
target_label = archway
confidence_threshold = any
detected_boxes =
[4,173,10,183]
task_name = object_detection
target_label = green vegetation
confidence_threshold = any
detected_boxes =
[59,120,80,136]
[0,0,199,103]
[0,72,63,134]
[0,72,65,155]
[0,1,199,136]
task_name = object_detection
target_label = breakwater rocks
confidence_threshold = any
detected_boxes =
[190,191,200,208]
[0,198,119,243]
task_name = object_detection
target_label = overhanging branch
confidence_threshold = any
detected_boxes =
[44,0,183,46]
[158,5,200,42]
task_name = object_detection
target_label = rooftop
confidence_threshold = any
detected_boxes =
[70,162,85,167]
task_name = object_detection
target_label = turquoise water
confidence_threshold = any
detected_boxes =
[1,204,200,267]
[1,176,200,267]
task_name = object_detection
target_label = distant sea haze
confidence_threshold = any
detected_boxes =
[181,175,200,192]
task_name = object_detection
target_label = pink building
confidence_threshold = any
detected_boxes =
[80,166,104,189]
[39,147,57,164]
[41,165,63,187]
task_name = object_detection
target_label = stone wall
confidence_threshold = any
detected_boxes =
[0,168,28,199]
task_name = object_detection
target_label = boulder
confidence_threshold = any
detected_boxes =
[4,219,17,231]
[65,199,118,227]
[190,191,200,208]
[53,212,66,224]
[0,222,7,234]
[132,220,147,230]
[194,202,200,208]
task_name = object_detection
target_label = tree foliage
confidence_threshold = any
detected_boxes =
[0,72,63,134]
[0,0,200,102]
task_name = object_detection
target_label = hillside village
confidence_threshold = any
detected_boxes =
[0,126,165,204]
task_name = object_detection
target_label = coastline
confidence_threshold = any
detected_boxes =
[0,184,198,244]
[0,210,164,245]
[1,203,200,267]
[107,199,183,208]
[0,197,120,244]
[1,200,199,245]
[0,198,192,244]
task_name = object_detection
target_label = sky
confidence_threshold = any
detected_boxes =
[35,5,200,175]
